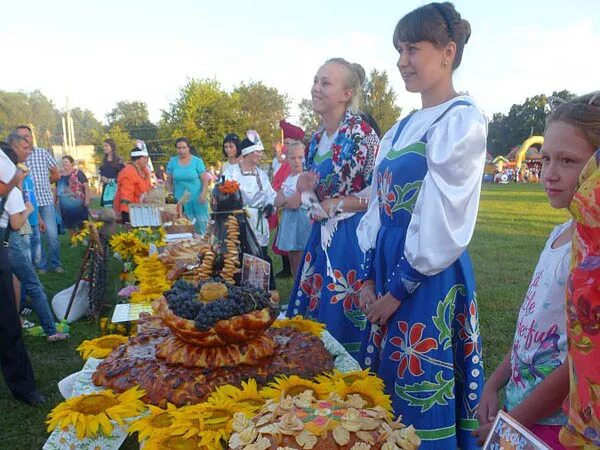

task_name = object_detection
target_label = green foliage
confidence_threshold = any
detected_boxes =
[160,79,237,166]
[360,69,402,135]
[231,81,290,150]
[160,79,289,167]
[298,98,320,137]
[106,100,158,143]
[68,107,104,144]
[487,89,577,156]
[0,90,59,148]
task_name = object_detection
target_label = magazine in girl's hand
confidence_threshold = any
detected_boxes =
[482,411,551,450]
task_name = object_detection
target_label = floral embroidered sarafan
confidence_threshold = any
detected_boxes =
[305,111,378,200]
[560,149,600,449]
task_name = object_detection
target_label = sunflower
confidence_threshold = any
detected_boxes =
[128,403,178,442]
[210,379,266,412]
[110,232,149,261]
[70,221,104,246]
[261,375,327,400]
[47,386,146,439]
[76,334,129,360]
[316,369,384,389]
[169,399,249,449]
[335,379,393,414]
[271,315,325,337]
[143,432,205,450]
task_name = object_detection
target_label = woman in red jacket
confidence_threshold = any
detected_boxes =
[113,147,152,223]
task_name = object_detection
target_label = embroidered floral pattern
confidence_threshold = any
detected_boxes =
[389,322,439,378]
[327,269,362,310]
[299,253,323,313]
[377,167,395,218]
[306,111,378,199]
[456,300,481,359]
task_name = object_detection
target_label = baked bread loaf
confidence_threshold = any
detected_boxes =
[92,323,334,407]
[227,391,421,450]
[155,332,276,368]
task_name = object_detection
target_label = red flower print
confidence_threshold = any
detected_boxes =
[389,322,438,378]
[574,295,600,335]
[306,275,323,312]
[328,269,362,311]
[456,301,481,358]
[377,168,395,218]
[371,323,388,350]
[298,252,323,312]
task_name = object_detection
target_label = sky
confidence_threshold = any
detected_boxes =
[1,0,598,126]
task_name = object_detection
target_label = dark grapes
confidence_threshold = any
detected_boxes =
[165,279,275,330]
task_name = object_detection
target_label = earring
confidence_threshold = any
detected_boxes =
[443,60,448,67]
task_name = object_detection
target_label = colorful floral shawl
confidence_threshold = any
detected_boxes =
[560,149,600,449]
[305,110,379,200]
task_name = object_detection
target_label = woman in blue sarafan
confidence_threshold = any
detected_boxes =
[286,57,379,359]
[356,4,487,449]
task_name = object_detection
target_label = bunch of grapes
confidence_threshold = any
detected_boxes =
[164,279,275,331]
[164,280,201,320]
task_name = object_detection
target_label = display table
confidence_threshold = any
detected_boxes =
[43,330,360,450]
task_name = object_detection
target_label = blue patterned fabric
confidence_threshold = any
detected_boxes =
[287,154,368,358]
[360,102,484,450]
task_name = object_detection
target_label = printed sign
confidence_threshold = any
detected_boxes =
[111,303,154,323]
[241,253,271,291]
[483,411,551,450]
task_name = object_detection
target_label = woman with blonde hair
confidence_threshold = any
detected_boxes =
[286,57,379,360]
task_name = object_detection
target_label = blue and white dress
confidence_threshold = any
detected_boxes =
[287,111,379,359]
[276,174,311,252]
[357,97,487,450]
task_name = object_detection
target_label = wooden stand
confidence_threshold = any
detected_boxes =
[63,224,108,321]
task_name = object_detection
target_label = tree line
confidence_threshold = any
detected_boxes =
[0,80,577,166]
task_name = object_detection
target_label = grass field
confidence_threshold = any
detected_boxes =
[0,182,569,449]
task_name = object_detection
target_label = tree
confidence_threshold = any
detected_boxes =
[360,69,401,136]
[106,100,158,143]
[91,124,136,162]
[487,90,577,155]
[159,79,290,167]
[160,79,238,166]
[298,98,320,137]
[231,81,290,152]
[0,90,59,148]
[68,107,104,144]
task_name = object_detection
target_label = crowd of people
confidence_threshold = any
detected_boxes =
[1,2,599,449]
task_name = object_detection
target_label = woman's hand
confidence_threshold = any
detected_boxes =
[359,280,376,313]
[366,292,401,326]
[199,193,207,204]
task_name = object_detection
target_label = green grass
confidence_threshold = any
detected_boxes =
[0,183,569,449]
